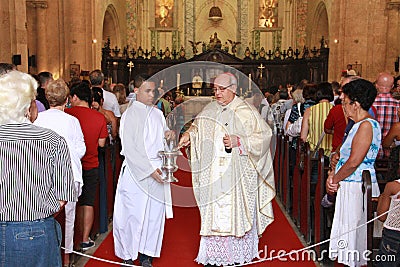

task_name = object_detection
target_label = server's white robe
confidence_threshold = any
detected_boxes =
[113,101,173,261]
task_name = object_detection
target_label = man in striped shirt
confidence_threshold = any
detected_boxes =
[0,71,77,267]
[373,72,400,157]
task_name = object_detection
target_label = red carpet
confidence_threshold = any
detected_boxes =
[85,159,316,267]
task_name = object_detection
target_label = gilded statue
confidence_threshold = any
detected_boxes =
[208,32,222,49]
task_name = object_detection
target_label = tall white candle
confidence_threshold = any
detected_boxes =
[160,79,164,88]
[177,73,180,89]
[249,73,252,90]
[187,88,190,96]
[240,88,243,96]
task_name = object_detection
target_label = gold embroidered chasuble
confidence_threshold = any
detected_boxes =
[188,96,275,237]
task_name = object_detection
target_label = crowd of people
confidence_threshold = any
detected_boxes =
[1,61,399,267]
[258,71,400,267]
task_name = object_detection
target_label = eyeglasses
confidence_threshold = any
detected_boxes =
[213,84,233,93]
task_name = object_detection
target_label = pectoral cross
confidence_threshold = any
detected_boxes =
[127,61,134,81]
[258,63,265,78]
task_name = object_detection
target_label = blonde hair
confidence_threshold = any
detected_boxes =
[0,71,38,124]
[291,89,305,103]
[46,79,69,107]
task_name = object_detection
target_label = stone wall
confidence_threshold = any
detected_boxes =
[0,0,398,82]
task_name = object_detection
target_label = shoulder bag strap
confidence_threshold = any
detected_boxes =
[312,131,326,158]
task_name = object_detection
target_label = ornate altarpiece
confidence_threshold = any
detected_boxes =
[101,37,329,96]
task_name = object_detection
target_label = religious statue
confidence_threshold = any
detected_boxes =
[259,47,266,58]
[224,42,229,52]
[137,46,144,58]
[164,47,171,58]
[320,36,328,48]
[202,42,207,53]
[302,45,310,59]
[208,32,222,49]
[244,47,251,58]
[274,47,281,58]
[179,46,186,59]
[287,46,294,58]
[228,39,241,54]
[151,47,157,58]
[189,40,201,55]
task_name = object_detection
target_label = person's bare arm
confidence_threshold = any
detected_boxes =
[98,138,106,147]
[109,112,118,140]
[300,108,310,142]
[382,122,400,148]
[324,109,335,134]
[377,181,400,221]
[331,121,372,184]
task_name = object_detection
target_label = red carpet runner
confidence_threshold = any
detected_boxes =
[85,158,316,267]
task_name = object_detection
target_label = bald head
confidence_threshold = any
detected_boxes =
[376,72,394,93]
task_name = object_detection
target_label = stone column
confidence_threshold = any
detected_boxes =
[27,1,48,72]
[184,0,195,58]
[238,0,249,56]
[385,2,400,73]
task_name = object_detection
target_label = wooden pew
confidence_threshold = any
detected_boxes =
[363,170,381,267]
[300,142,311,243]
[278,131,285,200]
[97,146,109,234]
[281,135,290,210]
[273,129,282,197]
[291,139,303,226]
[313,148,329,257]
[105,143,116,221]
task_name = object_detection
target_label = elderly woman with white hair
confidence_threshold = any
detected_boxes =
[0,71,77,266]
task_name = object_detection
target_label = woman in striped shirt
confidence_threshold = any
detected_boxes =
[0,71,77,267]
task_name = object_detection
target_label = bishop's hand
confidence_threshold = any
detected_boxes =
[178,132,190,148]
[223,134,240,149]
[164,130,175,141]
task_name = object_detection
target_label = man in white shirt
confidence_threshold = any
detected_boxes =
[89,69,121,118]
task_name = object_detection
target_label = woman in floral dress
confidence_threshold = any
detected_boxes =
[327,79,381,267]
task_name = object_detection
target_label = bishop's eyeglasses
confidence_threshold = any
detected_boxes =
[213,84,233,93]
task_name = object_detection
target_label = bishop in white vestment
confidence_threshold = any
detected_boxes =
[179,72,275,266]
[113,77,173,266]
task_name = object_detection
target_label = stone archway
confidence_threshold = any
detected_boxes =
[103,4,120,50]
[310,1,329,48]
